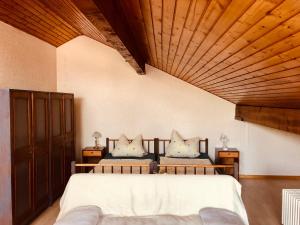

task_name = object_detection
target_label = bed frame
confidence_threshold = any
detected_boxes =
[72,137,239,179]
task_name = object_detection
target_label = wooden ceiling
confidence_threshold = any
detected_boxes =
[113,0,300,109]
[0,0,300,109]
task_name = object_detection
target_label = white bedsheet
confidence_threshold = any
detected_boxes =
[58,174,248,225]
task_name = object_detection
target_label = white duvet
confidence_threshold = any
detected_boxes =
[57,174,248,225]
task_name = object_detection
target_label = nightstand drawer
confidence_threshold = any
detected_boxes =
[219,151,239,158]
[82,150,102,157]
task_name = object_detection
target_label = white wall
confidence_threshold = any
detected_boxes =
[0,21,57,91]
[57,36,300,176]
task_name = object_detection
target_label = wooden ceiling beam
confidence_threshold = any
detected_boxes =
[235,105,300,134]
[72,0,146,74]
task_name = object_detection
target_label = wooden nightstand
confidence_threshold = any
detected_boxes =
[215,148,239,180]
[82,147,105,164]
[81,147,106,173]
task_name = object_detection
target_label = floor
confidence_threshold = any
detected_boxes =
[30,200,59,225]
[240,178,300,225]
[30,178,300,225]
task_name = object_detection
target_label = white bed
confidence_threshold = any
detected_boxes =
[56,174,248,225]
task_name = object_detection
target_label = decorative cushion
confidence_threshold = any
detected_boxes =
[111,134,147,157]
[165,130,200,158]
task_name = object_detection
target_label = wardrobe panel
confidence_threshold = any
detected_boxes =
[14,98,30,149]
[50,93,65,200]
[10,91,34,225]
[14,160,32,222]
[32,92,50,213]
[64,98,72,134]
[35,99,47,142]
[52,99,62,137]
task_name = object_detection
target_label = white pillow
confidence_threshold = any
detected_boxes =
[165,130,200,158]
[111,134,147,157]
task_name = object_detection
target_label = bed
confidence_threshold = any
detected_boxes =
[92,138,157,174]
[55,174,249,225]
[156,138,217,175]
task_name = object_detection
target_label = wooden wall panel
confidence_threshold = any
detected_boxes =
[235,105,300,134]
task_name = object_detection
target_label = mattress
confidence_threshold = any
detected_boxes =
[93,153,156,174]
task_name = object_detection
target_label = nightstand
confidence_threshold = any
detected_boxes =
[215,148,239,180]
[82,147,105,164]
[82,147,105,173]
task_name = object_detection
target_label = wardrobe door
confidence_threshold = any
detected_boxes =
[50,93,65,200]
[10,91,34,225]
[63,94,75,185]
[32,92,50,214]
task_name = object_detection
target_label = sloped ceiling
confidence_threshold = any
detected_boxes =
[0,0,300,109]
[113,0,300,109]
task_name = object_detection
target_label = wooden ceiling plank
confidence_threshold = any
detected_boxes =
[170,0,208,76]
[165,0,192,73]
[208,76,300,93]
[218,87,300,97]
[219,91,300,98]
[191,12,300,84]
[39,0,107,44]
[18,0,80,38]
[0,2,69,45]
[235,105,300,135]
[180,0,284,79]
[29,0,80,34]
[0,1,69,42]
[140,0,159,67]
[179,0,255,80]
[211,82,300,95]
[235,101,300,108]
[161,0,176,71]
[193,31,300,86]
[204,66,300,91]
[15,1,77,42]
[202,57,300,88]
[149,0,163,69]
[197,45,300,87]
[226,95,300,101]
[184,0,295,82]
[234,96,300,103]
[0,10,62,46]
[175,0,232,79]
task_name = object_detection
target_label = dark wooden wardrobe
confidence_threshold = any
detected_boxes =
[0,89,75,225]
